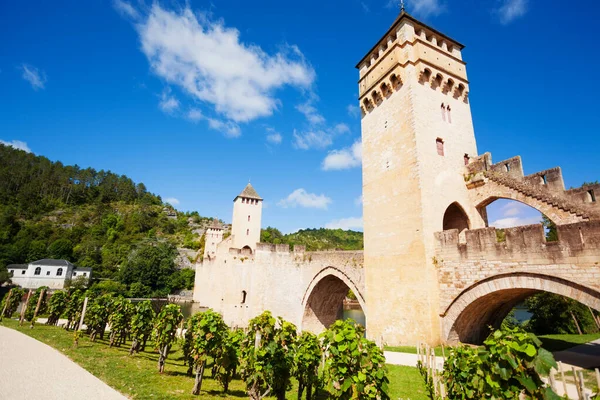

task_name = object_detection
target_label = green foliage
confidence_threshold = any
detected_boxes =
[119,241,177,297]
[129,300,155,354]
[85,294,113,341]
[215,328,244,393]
[25,286,49,321]
[240,311,297,400]
[321,319,390,400]
[293,331,322,400]
[500,309,522,331]
[46,290,67,325]
[168,268,196,292]
[88,280,127,297]
[525,292,598,335]
[188,309,229,395]
[442,327,560,399]
[48,239,74,260]
[262,228,364,251]
[0,264,10,286]
[153,303,183,373]
[108,296,134,347]
[1,287,25,318]
[64,289,85,330]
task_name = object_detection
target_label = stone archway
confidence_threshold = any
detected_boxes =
[442,273,600,344]
[301,267,366,333]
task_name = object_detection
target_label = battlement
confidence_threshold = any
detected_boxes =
[435,221,600,264]
[255,243,305,253]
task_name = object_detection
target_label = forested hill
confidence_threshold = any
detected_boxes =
[261,227,363,251]
[0,144,209,296]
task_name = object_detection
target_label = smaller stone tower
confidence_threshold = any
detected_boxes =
[203,218,224,260]
[231,183,263,252]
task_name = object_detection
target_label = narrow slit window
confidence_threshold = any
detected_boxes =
[248,215,251,222]
[464,154,470,165]
[441,103,446,121]
[446,105,452,123]
[541,175,547,185]
[436,138,445,156]
[241,290,247,304]
[505,163,510,172]
[246,229,249,236]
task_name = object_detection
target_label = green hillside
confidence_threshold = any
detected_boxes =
[261,227,363,251]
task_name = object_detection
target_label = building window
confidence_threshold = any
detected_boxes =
[57,268,63,276]
[246,229,249,236]
[72,272,76,276]
[10,270,14,277]
[446,105,452,123]
[83,273,87,277]
[441,103,446,121]
[464,154,470,165]
[46,270,51,276]
[241,290,247,304]
[504,163,511,172]
[540,175,547,185]
[21,270,26,275]
[436,138,444,156]
[34,267,41,276]
[248,215,251,222]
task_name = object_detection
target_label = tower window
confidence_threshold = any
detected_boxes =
[464,154,470,165]
[504,163,511,172]
[436,138,445,156]
[446,105,452,123]
[241,290,247,304]
[540,175,547,185]
[246,229,249,236]
[441,103,446,121]
[34,267,41,275]
[248,215,251,222]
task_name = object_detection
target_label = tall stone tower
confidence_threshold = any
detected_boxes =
[231,183,263,252]
[358,11,482,345]
[203,218,224,260]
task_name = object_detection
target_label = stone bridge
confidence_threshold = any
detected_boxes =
[193,244,364,332]
[435,221,600,344]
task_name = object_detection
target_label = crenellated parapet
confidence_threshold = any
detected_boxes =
[435,221,600,263]
[465,152,600,223]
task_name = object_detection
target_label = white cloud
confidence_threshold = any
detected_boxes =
[322,140,362,170]
[266,128,282,145]
[325,217,363,230]
[20,64,46,90]
[0,139,31,153]
[355,195,363,207]
[296,101,325,125]
[347,104,361,118]
[165,197,180,205]
[501,202,525,217]
[134,4,314,124]
[277,189,332,210]
[489,216,540,229]
[495,0,528,24]
[187,108,241,137]
[112,0,140,20]
[159,89,179,113]
[388,0,445,17]
[293,123,350,150]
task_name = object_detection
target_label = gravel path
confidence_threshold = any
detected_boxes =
[0,325,127,400]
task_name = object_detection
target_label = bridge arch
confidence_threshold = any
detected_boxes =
[301,266,366,333]
[442,272,600,344]
[443,202,470,232]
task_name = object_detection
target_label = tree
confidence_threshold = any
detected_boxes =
[541,215,557,242]
[321,319,390,400]
[119,241,177,295]
[293,331,322,400]
[189,310,229,395]
[0,265,10,286]
[129,300,155,355]
[153,303,183,373]
[85,294,113,341]
[47,239,74,260]
[46,290,67,326]
[240,311,297,400]
[525,292,597,335]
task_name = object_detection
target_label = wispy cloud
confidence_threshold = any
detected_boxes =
[489,200,541,228]
[388,0,446,17]
[266,128,282,145]
[277,189,332,209]
[355,195,363,207]
[347,104,361,118]
[112,0,140,20]
[20,64,46,90]
[325,217,363,230]
[293,123,349,150]
[165,197,180,205]
[495,0,528,24]
[159,89,179,113]
[296,101,326,125]
[129,3,314,127]
[322,140,362,170]
[489,216,540,228]
[0,139,31,153]
[186,108,241,137]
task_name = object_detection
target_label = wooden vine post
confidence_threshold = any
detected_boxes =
[0,288,12,322]
[78,297,89,331]
[19,290,33,326]
[30,289,46,328]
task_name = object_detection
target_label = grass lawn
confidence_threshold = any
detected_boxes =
[538,333,600,352]
[384,345,447,357]
[1,319,427,400]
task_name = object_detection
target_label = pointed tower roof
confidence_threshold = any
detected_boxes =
[234,183,263,201]
[208,218,223,230]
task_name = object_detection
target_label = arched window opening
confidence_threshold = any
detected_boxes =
[390,74,400,89]
[586,190,596,203]
[443,202,470,232]
[440,103,446,121]
[380,82,390,97]
[371,90,381,103]
[241,290,247,304]
[248,215,251,222]
[447,105,452,123]
[246,229,249,236]
[456,83,465,97]
[434,73,443,88]
[422,68,432,83]
[464,154,470,166]
[34,267,41,276]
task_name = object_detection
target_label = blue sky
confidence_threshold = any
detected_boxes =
[1,0,598,233]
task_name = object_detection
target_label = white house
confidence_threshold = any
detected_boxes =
[7,259,91,289]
